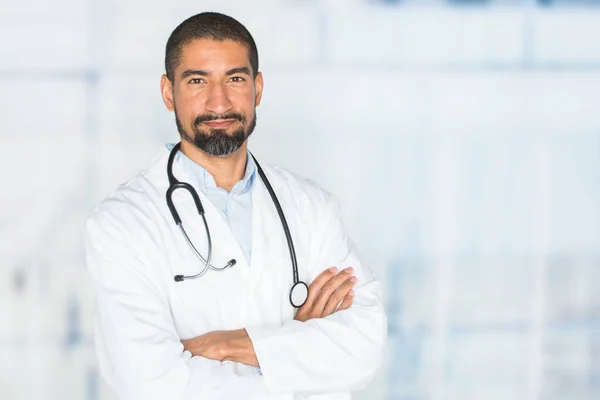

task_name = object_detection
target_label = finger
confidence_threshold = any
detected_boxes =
[314,268,354,306]
[306,266,339,305]
[295,268,336,322]
[336,290,354,312]
[322,276,357,316]
[294,304,310,322]
[312,267,354,315]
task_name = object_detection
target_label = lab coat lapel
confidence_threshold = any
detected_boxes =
[247,173,291,322]
[248,178,272,292]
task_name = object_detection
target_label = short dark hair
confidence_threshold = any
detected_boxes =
[165,12,259,81]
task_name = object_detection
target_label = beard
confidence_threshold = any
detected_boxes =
[175,108,257,157]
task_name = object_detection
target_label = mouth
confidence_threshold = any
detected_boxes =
[202,119,238,129]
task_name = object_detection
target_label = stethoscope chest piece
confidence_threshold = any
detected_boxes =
[290,281,309,308]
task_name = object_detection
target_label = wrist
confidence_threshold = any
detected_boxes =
[217,329,244,361]
[226,329,248,360]
[224,329,257,366]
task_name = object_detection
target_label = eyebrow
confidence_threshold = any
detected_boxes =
[181,69,209,79]
[180,67,252,79]
[226,67,251,76]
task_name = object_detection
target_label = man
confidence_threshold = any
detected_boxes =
[85,12,386,400]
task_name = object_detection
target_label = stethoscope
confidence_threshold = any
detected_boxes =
[166,142,309,308]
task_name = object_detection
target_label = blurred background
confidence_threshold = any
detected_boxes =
[1,0,600,399]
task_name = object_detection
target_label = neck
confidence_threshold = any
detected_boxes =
[179,139,248,192]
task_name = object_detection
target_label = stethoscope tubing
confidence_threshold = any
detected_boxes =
[166,142,307,307]
[250,154,300,285]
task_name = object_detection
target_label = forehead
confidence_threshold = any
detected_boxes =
[177,39,251,73]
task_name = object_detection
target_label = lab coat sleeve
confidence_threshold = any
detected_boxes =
[245,193,387,394]
[85,209,269,400]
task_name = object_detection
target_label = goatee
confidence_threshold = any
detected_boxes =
[175,111,257,157]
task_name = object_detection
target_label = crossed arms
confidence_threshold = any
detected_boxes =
[181,266,358,366]
[85,196,387,399]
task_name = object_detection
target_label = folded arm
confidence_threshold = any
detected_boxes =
[245,195,388,394]
[181,266,358,366]
[181,328,259,367]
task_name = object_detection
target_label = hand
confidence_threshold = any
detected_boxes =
[181,329,259,367]
[294,266,357,322]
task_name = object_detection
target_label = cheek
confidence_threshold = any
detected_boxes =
[176,85,205,108]
[175,95,205,119]
[231,92,256,114]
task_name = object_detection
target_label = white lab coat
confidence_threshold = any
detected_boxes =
[84,146,387,400]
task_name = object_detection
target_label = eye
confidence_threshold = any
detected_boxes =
[229,76,245,83]
[189,78,206,84]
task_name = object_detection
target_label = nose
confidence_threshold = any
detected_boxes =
[204,82,233,116]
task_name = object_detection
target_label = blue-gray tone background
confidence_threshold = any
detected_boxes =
[1,0,599,399]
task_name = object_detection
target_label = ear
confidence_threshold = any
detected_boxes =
[160,74,175,111]
[254,72,264,107]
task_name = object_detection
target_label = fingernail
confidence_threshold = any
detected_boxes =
[344,267,354,274]
[349,290,355,296]
[350,276,358,283]
[329,266,338,273]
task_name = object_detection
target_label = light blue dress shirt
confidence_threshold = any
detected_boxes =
[168,143,257,264]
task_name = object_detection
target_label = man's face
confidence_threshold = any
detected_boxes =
[160,39,263,156]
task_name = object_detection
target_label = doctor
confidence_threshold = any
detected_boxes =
[85,11,387,400]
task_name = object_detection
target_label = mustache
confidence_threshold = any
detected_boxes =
[194,112,245,125]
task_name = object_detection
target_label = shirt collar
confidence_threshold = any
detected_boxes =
[167,143,257,194]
